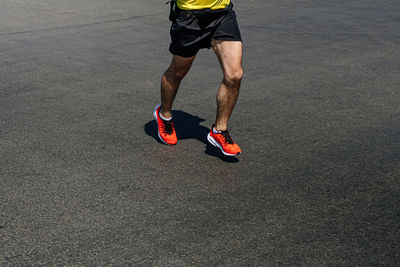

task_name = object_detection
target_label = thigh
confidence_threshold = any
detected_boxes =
[211,40,243,77]
[169,54,196,77]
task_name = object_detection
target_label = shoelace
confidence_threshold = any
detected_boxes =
[220,130,234,145]
[161,119,173,134]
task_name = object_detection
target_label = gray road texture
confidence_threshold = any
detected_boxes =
[1,0,400,265]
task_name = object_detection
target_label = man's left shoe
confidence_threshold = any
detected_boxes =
[153,104,177,145]
[207,125,241,156]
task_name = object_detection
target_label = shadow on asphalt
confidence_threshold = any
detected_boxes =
[144,110,239,163]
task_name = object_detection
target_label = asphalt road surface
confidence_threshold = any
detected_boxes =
[1,0,399,265]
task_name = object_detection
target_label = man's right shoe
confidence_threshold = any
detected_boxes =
[207,125,241,156]
[153,104,177,145]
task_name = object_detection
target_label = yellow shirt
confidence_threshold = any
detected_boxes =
[177,0,230,10]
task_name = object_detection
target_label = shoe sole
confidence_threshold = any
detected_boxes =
[207,133,240,157]
[153,105,176,146]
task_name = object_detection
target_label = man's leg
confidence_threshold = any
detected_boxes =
[160,54,196,119]
[154,54,196,145]
[211,40,243,131]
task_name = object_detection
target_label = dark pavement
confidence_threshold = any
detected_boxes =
[1,0,399,265]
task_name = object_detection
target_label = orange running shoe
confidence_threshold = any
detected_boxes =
[153,104,177,145]
[207,125,241,156]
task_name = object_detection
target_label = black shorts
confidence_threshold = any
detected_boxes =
[169,3,242,58]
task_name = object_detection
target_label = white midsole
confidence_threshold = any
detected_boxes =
[207,133,238,156]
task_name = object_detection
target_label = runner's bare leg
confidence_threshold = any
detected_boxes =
[160,55,196,119]
[211,40,243,131]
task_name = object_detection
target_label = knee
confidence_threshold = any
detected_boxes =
[175,69,188,80]
[224,67,243,87]
[165,64,190,81]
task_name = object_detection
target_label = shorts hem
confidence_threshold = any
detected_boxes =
[169,46,198,58]
[211,37,242,42]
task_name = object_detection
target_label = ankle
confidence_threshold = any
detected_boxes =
[213,123,227,132]
[159,109,172,121]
